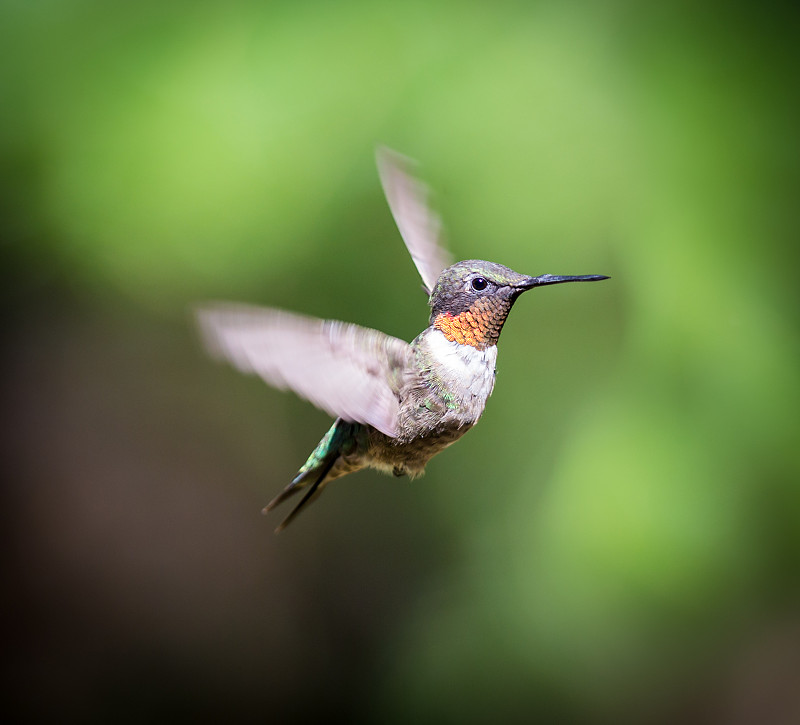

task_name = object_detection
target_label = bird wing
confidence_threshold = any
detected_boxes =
[196,304,412,438]
[376,146,453,296]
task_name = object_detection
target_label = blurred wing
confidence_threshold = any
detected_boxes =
[196,304,412,438]
[376,146,453,296]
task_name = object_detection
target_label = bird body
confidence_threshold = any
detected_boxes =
[197,150,608,531]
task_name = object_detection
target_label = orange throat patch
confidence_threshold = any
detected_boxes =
[433,299,507,349]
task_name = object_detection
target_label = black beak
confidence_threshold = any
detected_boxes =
[517,273,609,290]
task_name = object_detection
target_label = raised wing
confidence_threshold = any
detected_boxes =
[196,304,412,437]
[376,146,453,296]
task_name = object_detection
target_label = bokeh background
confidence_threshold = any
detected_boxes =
[2,1,798,723]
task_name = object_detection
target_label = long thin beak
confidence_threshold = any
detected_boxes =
[517,273,609,290]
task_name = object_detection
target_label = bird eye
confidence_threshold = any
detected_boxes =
[471,277,488,291]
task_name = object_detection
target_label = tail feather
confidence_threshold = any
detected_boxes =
[263,418,363,532]
[272,455,339,533]
[261,466,319,513]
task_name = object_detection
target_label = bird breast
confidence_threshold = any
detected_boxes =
[417,327,498,415]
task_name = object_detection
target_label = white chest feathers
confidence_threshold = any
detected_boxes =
[424,328,498,407]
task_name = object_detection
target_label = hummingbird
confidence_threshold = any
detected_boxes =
[197,148,608,532]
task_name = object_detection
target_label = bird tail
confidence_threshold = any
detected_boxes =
[263,418,362,532]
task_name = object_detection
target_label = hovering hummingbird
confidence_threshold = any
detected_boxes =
[197,148,608,531]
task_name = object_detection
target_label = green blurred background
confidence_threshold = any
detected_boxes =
[2,1,798,722]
